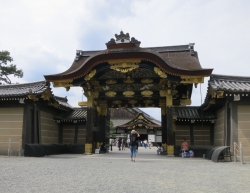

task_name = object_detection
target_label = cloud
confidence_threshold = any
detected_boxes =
[1,0,250,121]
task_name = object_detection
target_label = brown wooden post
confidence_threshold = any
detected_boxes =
[166,88,174,155]
[99,101,107,145]
[159,100,167,150]
[84,91,98,154]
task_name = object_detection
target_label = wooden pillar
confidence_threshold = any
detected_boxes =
[106,108,111,145]
[159,100,167,150]
[166,88,174,155]
[84,91,97,154]
[98,101,107,145]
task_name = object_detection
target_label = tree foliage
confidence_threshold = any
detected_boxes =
[0,50,23,85]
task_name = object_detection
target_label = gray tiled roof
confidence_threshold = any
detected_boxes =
[173,106,216,120]
[112,119,131,127]
[54,107,87,121]
[54,96,72,109]
[209,74,250,92]
[116,113,161,129]
[0,81,49,97]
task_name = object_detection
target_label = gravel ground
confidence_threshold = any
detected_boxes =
[0,146,249,193]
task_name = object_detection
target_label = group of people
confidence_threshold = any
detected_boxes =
[100,133,194,160]
[139,139,152,149]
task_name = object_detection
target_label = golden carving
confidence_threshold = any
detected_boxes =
[216,91,224,98]
[160,90,167,97]
[85,143,92,153]
[159,99,166,115]
[84,91,99,98]
[113,100,122,105]
[28,95,39,101]
[99,105,107,116]
[180,99,191,105]
[143,99,153,104]
[154,67,167,78]
[167,145,174,155]
[138,115,144,119]
[106,79,117,85]
[141,78,153,84]
[105,91,116,97]
[123,76,134,84]
[87,96,94,108]
[96,106,101,114]
[141,90,153,96]
[128,100,137,105]
[123,91,135,97]
[173,115,178,120]
[52,79,73,88]
[166,92,173,107]
[90,80,100,86]
[84,69,96,80]
[41,89,52,101]
[209,99,216,104]
[109,59,141,73]
[78,101,87,106]
[49,102,59,108]
[181,76,204,84]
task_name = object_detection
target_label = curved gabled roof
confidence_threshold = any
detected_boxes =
[116,112,161,129]
[44,44,213,81]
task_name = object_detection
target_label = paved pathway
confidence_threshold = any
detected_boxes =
[0,146,250,193]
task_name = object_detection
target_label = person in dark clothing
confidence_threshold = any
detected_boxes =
[99,143,106,153]
[130,129,140,162]
[118,138,122,150]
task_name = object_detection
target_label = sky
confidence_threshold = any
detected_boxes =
[1,0,249,121]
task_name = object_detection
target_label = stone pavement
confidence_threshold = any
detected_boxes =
[0,146,250,193]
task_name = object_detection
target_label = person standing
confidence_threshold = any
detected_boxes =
[130,130,140,162]
[148,139,152,149]
[127,138,130,149]
[180,138,189,156]
[144,139,148,149]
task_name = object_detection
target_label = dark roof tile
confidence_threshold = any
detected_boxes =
[0,81,49,97]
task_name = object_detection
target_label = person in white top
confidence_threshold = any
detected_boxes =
[127,138,130,149]
[148,139,152,149]
[144,139,148,149]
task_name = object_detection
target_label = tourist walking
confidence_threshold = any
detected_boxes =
[144,139,148,149]
[130,130,140,162]
[148,139,152,149]
[127,138,130,149]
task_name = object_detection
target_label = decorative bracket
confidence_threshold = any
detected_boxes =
[109,59,140,73]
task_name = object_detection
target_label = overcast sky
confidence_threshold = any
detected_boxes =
[1,0,249,121]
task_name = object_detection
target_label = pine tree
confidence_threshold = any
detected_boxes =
[0,51,23,85]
